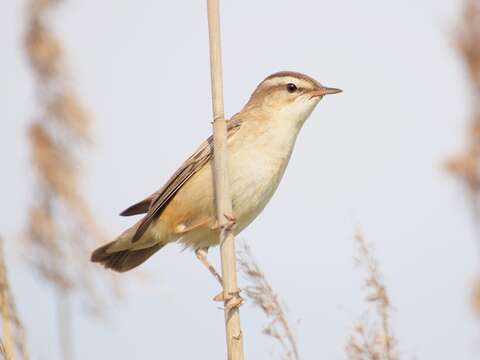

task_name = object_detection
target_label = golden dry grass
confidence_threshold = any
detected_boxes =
[238,241,299,360]
[445,0,480,318]
[0,237,30,360]
[445,0,480,199]
[23,0,117,358]
[238,233,403,360]
[345,232,399,360]
[24,0,113,299]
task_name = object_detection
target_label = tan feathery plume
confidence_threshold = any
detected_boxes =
[445,0,480,212]
[444,0,480,318]
[0,237,30,360]
[24,0,116,358]
[238,241,300,360]
[345,231,400,360]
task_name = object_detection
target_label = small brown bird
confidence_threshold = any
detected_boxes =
[91,71,341,272]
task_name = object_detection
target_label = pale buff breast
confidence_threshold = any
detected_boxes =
[155,117,301,250]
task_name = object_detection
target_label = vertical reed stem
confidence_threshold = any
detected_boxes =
[57,290,73,360]
[0,246,13,360]
[206,1,245,359]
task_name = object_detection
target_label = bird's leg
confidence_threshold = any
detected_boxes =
[195,248,223,286]
[197,214,241,309]
[195,247,243,309]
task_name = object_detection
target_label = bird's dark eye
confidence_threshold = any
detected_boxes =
[286,83,297,93]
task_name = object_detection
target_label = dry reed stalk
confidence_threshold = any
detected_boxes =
[0,237,30,360]
[473,275,480,316]
[24,0,115,358]
[238,242,299,360]
[345,231,399,360]
[445,0,480,318]
[206,1,245,359]
[445,0,480,215]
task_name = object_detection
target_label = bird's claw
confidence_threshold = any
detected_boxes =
[210,214,237,232]
[223,213,237,231]
[213,288,244,309]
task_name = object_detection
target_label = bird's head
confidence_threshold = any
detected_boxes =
[244,71,341,128]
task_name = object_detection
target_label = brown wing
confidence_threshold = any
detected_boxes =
[129,117,243,243]
[120,196,155,216]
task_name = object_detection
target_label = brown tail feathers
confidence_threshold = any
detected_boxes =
[91,242,165,272]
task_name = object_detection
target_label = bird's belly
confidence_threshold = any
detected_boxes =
[175,151,289,250]
[176,123,298,249]
[229,147,290,233]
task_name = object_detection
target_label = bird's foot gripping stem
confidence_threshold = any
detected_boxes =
[213,288,244,310]
[210,214,237,232]
[223,213,237,232]
[194,248,243,309]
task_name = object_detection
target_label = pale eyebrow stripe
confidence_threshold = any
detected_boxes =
[263,77,315,90]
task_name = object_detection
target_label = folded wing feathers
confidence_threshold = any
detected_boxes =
[126,117,243,243]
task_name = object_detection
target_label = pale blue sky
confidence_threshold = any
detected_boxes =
[2,0,479,359]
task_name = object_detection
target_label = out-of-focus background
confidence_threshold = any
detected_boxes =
[3,0,480,359]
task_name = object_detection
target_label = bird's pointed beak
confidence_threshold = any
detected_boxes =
[309,86,343,99]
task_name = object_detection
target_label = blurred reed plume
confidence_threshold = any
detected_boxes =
[445,0,480,317]
[24,0,115,358]
[238,241,299,360]
[0,237,30,360]
[345,232,399,360]
[446,0,480,216]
